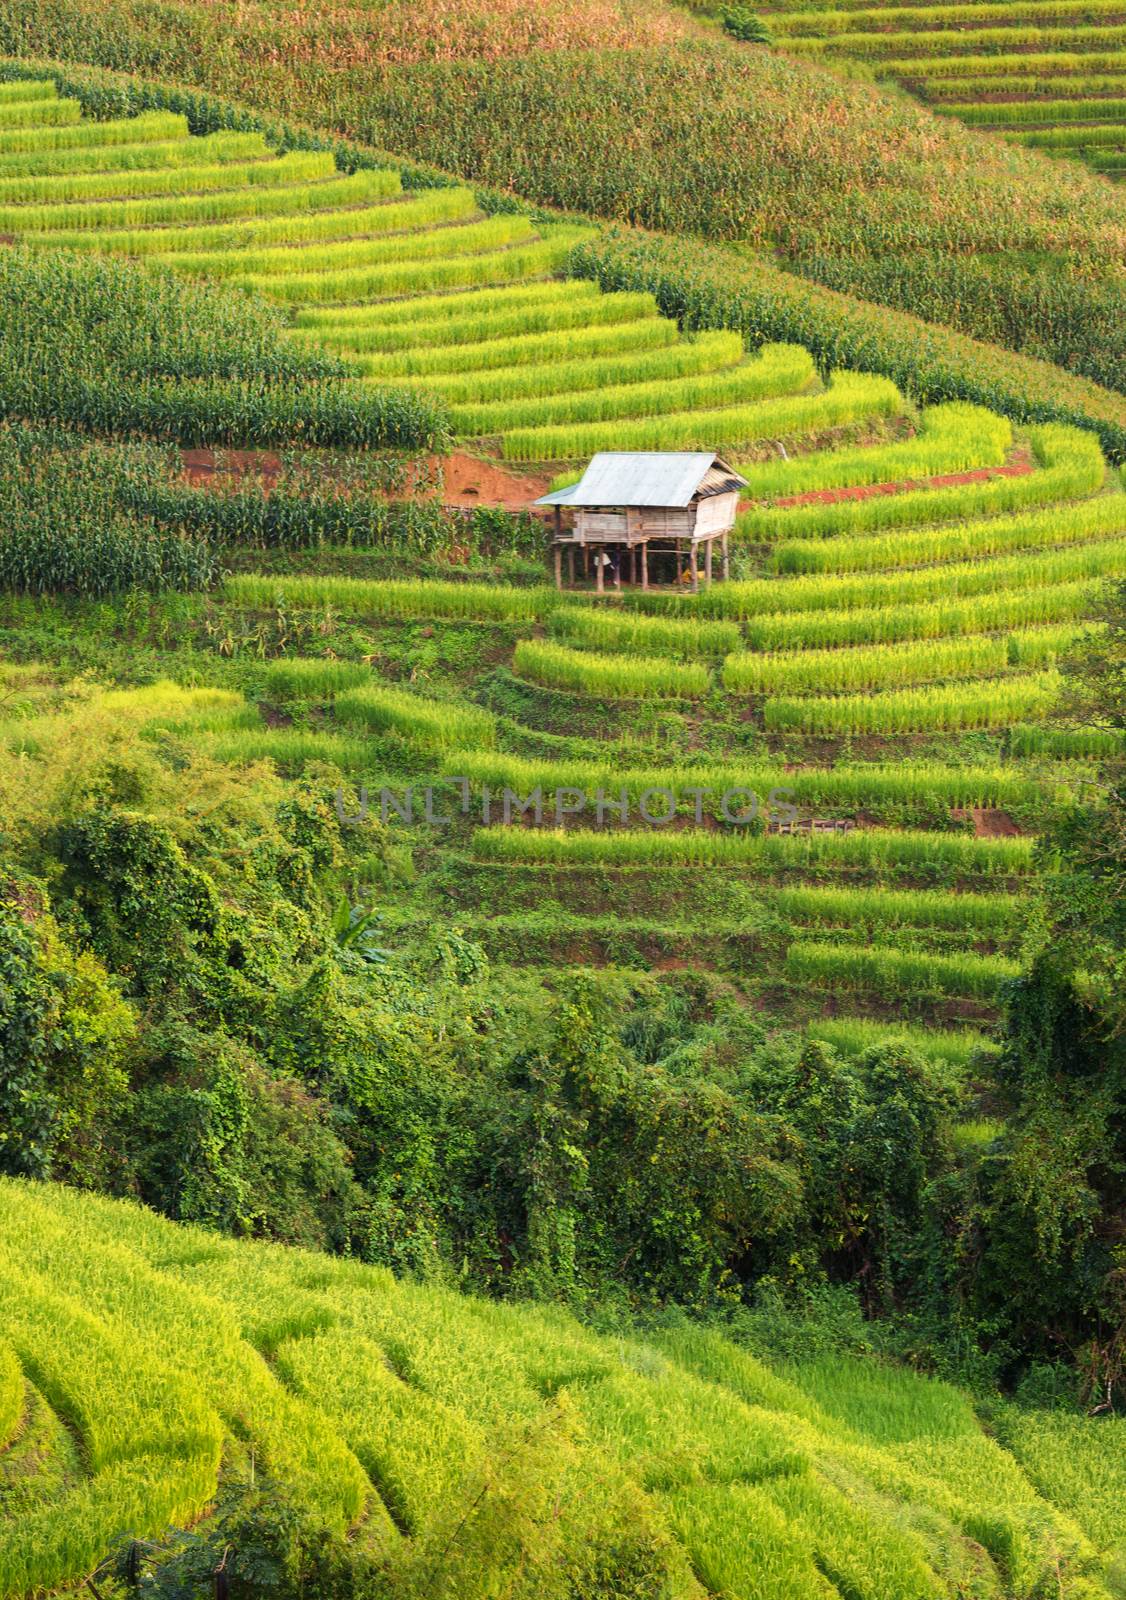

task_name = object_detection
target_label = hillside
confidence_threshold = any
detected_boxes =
[0,19,1124,1600]
[3,0,1126,397]
[2,1180,1125,1599]
[745,0,1126,180]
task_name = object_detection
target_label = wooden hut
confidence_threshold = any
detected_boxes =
[536,451,748,592]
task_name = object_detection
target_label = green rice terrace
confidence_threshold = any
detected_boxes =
[750,0,1126,178]
[0,36,1123,1600]
[2,1181,1126,1599]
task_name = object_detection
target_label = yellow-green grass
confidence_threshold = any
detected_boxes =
[724,635,1010,695]
[944,95,1126,125]
[239,228,593,305]
[453,342,815,436]
[783,24,1126,60]
[0,79,56,103]
[501,371,903,462]
[735,402,1011,501]
[0,96,79,129]
[0,109,187,155]
[762,671,1062,735]
[447,749,1050,811]
[0,134,284,195]
[297,289,658,353]
[772,0,1126,36]
[806,1016,994,1068]
[167,212,541,280]
[743,580,1107,650]
[335,684,497,751]
[345,312,676,379]
[739,424,1105,542]
[513,639,710,698]
[248,658,373,700]
[466,825,1034,877]
[7,1181,1118,1600]
[408,330,745,405]
[785,940,1020,1000]
[551,606,742,660]
[772,884,1019,935]
[691,537,1126,620]
[291,278,604,329]
[224,573,555,622]
[8,167,409,241]
[884,48,1126,76]
[770,490,1125,575]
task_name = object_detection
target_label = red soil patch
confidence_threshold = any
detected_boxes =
[180,447,551,513]
[954,808,1024,838]
[768,451,1035,510]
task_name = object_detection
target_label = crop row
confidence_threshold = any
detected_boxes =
[924,72,1126,100]
[0,157,388,233]
[784,940,1019,1000]
[0,108,187,155]
[449,748,1050,814]
[723,627,1090,694]
[739,577,1106,649]
[737,424,1105,540]
[806,1016,992,1067]
[466,824,1033,876]
[454,343,815,437]
[501,371,903,462]
[170,214,540,281]
[513,639,710,699]
[551,607,742,660]
[1009,722,1124,757]
[0,94,79,129]
[224,573,555,621]
[241,227,593,306]
[886,47,1126,75]
[783,24,1126,59]
[400,331,745,406]
[1019,122,1126,146]
[774,0,1125,35]
[773,884,1018,935]
[34,178,445,252]
[294,279,601,330]
[945,96,1126,125]
[349,311,674,379]
[684,535,1126,619]
[298,288,657,355]
[336,684,497,752]
[0,133,284,198]
[762,670,1061,735]
[770,487,1126,574]
[736,402,1011,501]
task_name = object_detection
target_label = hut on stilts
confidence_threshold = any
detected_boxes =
[536,451,747,593]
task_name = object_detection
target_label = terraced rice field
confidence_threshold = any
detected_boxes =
[0,80,909,462]
[151,395,1125,1028]
[758,0,1126,177]
[3,1179,1124,1600]
[3,75,1123,1053]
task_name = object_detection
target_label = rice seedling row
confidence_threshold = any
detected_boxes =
[501,372,904,462]
[513,639,711,699]
[784,940,1020,1001]
[762,671,1062,735]
[298,289,658,354]
[354,313,678,380]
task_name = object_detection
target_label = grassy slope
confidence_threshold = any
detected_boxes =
[1,1178,1123,1600]
[3,0,1126,397]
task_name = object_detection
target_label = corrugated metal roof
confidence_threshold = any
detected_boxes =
[536,483,579,506]
[536,452,715,509]
[698,461,747,498]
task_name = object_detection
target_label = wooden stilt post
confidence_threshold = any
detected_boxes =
[596,549,604,594]
[583,545,590,579]
[722,530,730,582]
[554,544,562,590]
[705,537,713,586]
[641,542,649,591]
[568,545,575,586]
[690,542,699,594]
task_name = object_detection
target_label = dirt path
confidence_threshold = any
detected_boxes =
[770,451,1034,509]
